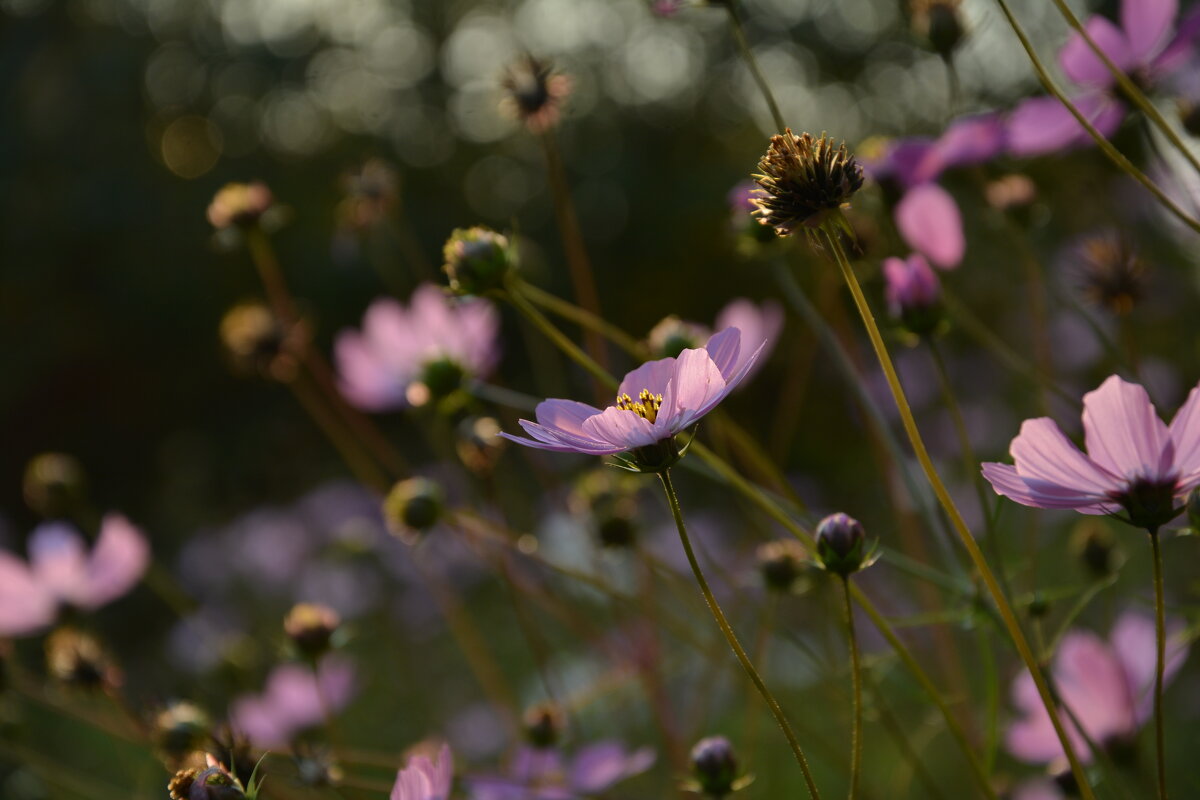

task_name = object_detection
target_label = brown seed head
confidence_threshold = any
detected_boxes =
[752,130,864,236]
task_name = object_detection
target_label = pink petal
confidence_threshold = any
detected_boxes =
[702,327,742,383]
[507,421,622,454]
[894,184,965,270]
[1081,375,1175,482]
[1010,418,1123,499]
[1123,0,1177,63]
[0,551,56,636]
[581,406,661,450]
[981,462,1116,511]
[533,398,604,436]
[1013,780,1066,800]
[618,356,678,400]
[913,113,1007,183]
[1006,94,1126,157]
[1054,630,1136,746]
[663,347,729,431]
[77,514,150,610]
[1059,16,1133,87]
[28,523,90,604]
[1006,670,1080,763]
[1168,381,1200,486]
[336,330,407,411]
[714,300,783,379]
[1110,610,1189,723]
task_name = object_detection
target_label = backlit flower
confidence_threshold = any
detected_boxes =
[1007,611,1189,767]
[335,284,500,411]
[229,656,356,749]
[500,328,764,471]
[501,55,571,134]
[982,374,1200,529]
[468,741,654,800]
[752,130,864,236]
[0,514,150,637]
[391,743,453,800]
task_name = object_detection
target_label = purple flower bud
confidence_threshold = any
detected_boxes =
[883,254,942,336]
[815,512,868,577]
[690,736,738,798]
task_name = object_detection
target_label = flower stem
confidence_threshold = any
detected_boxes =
[822,227,1097,800]
[517,278,647,358]
[505,281,618,391]
[992,0,1200,236]
[658,469,822,799]
[723,0,787,132]
[840,576,862,800]
[1149,528,1168,800]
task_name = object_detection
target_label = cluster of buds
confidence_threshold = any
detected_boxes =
[442,226,516,296]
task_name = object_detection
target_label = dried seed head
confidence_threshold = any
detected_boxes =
[500,55,571,134]
[1075,234,1146,316]
[752,130,863,237]
[46,628,120,692]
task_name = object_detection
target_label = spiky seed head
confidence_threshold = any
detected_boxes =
[751,130,863,237]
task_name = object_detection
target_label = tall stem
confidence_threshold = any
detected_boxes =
[658,469,822,799]
[1149,528,1168,800]
[724,0,786,132]
[822,228,1096,800]
[505,282,617,391]
[518,278,647,358]
[840,577,862,800]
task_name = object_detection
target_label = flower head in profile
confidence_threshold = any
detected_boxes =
[229,656,356,749]
[391,743,453,800]
[0,514,150,637]
[335,284,500,411]
[1007,611,1189,768]
[500,328,764,472]
[467,740,654,800]
[752,130,864,237]
[982,375,1200,530]
[501,55,571,134]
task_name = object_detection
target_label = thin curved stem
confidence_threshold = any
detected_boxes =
[841,576,863,800]
[505,282,617,391]
[1150,529,1168,800]
[1044,0,1200,181]
[659,469,822,799]
[517,278,647,359]
[724,0,786,132]
[823,227,1097,800]
[993,0,1200,237]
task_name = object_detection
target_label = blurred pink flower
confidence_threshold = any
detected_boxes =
[982,374,1200,528]
[0,514,149,637]
[647,299,782,379]
[1007,611,1189,766]
[895,184,965,269]
[336,284,500,411]
[883,253,942,334]
[468,741,654,800]
[229,656,356,749]
[391,742,453,800]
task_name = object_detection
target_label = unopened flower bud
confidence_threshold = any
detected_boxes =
[442,227,514,296]
[522,702,565,749]
[46,629,120,691]
[383,478,445,538]
[23,452,87,519]
[815,513,868,577]
[883,254,943,336]
[154,701,211,762]
[647,316,709,360]
[284,603,341,660]
[456,416,506,475]
[756,539,810,593]
[690,736,738,798]
[596,512,637,548]
[914,0,964,59]
[1069,521,1118,578]
[207,182,273,230]
[168,756,245,800]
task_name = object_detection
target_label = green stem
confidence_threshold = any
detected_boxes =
[841,577,863,800]
[822,227,1097,800]
[993,0,1200,236]
[1150,528,1168,800]
[518,279,647,358]
[1045,0,1200,180]
[724,0,787,132]
[505,282,617,391]
[658,469,822,799]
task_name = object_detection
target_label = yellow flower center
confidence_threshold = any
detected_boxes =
[616,389,663,423]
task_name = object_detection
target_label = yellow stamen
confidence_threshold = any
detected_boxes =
[615,388,663,423]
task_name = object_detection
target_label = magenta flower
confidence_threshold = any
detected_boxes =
[467,741,655,800]
[335,284,500,410]
[1007,611,1189,766]
[982,374,1200,529]
[229,656,356,748]
[499,328,763,470]
[1007,0,1200,157]
[883,253,942,335]
[0,514,150,637]
[391,743,453,800]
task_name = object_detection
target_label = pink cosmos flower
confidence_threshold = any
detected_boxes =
[499,328,763,467]
[1007,0,1200,157]
[467,741,655,800]
[392,743,453,800]
[229,656,356,748]
[894,184,965,270]
[982,374,1200,529]
[335,284,500,411]
[0,514,150,637]
[1007,611,1189,766]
